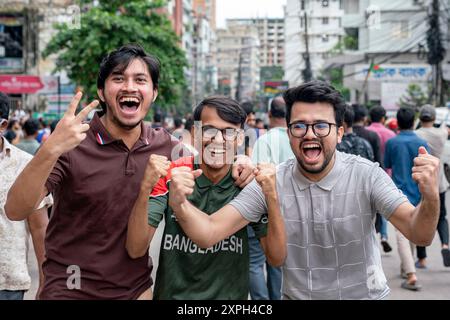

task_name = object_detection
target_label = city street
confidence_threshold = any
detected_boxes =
[24,192,450,300]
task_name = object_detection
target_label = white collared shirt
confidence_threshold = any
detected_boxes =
[0,137,53,291]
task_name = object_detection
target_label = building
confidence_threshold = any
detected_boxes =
[216,24,260,101]
[192,15,218,104]
[330,0,447,108]
[227,18,285,68]
[193,0,216,30]
[0,0,77,113]
[284,0,345,86]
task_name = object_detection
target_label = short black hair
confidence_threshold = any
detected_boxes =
[174,117,183,128]
[50,120,59,133]
[343,104,354,128]
[0,92,10,120]
[23,119,39,136]
[283,80,346,126]
[369,106,386,123]
[397,107,415,130]
[153,112,162,123]
[184,116,194,132]
[241,101,254,116]
[270,96,287,119]
[352,104,368,123]
[97,43,160,113]
[194,96,247,128]
[3,130,16,143]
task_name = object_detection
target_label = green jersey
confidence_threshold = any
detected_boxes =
[148,156,267,300]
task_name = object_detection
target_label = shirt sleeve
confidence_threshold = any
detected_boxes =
[45,152,70,193]
[229,179,268,223]
[369,164,408,220]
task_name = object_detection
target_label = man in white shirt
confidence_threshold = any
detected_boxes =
[415,105,450,268]
[0,92,52,300]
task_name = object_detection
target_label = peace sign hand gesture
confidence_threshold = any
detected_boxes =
[44,92,99,156]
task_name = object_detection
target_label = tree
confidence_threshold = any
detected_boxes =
[398,83,429,111]
[43,0,188,113]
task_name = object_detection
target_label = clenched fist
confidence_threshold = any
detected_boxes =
[168,167,202,210]
[43,92,99,156]
[412,147,440,201]
[254,163,277,198]
[141,154,171,192]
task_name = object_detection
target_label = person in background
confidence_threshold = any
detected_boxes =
[16,119,41,155]
[239,101,258,157]
[415,105,450,268]
[352,104,381,164]
[337,104,374,161]
[367,106,396,253]
[0,92,52,300]
[384,107,429,291]
[249,96,294,300]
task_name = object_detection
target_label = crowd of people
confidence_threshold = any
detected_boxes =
[0,44,448,300]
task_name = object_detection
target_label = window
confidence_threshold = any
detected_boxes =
[323,17,329,25]
[322,35,329,42]
[392,21,410,39]
[322,0,329,8]
[341,0,359,14]
[301,0,305,10]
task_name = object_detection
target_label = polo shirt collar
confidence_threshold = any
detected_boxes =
[293,151,344,191]
[90,112,150,146]
[399,130,415,136]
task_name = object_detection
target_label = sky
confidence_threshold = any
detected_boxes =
[216,0,287,29]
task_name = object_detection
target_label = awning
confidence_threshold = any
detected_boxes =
[0,75,44,94]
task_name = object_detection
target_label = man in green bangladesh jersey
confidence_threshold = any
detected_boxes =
[126,96,286,299]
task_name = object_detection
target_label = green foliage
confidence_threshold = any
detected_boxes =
[327,68,350,101]
[398,83,429,111]
[43,0,188,111]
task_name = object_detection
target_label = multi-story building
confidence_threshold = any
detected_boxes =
[192,15,218,104]
[335,0,445,107]
[193,0,216,30]
[216,24,260,100]
[0,0,77,112]
[284,0,345,86]
[227,18,285,68]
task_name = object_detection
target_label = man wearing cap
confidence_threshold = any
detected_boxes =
[415,105,450,268]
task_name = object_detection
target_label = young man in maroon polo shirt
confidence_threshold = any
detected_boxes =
[5,44,254,300]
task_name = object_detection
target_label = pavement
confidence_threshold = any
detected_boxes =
[24,198,450,300]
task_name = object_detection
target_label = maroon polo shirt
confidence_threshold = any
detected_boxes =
[40,113,179,300]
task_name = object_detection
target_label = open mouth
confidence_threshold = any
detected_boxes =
[209,148,226,157]
[302,142,322,163]
[118,96,141,114]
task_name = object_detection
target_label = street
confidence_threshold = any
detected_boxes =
[24,196,450,300]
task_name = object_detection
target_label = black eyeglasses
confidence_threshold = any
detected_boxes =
[202,126,241,141]
[288,122,336,138]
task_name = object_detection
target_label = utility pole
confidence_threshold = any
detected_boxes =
[427,0,445,106]
[235,51,243,101]
[302,9,313,82]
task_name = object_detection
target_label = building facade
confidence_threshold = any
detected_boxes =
[216,24,260,101]
[284,0,344,86]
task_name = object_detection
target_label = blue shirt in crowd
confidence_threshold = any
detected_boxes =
[384,131,429,206]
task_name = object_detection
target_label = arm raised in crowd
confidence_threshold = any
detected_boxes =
[5,92,98,221]
[168,164,286,267]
